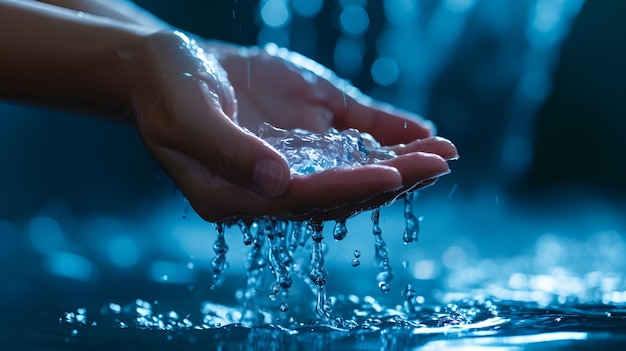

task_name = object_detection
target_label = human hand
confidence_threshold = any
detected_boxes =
[203,42,458,219]
[130,32,456,222]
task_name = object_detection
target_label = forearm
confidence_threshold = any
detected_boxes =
[35,0,170,30]
[0,0,150,120]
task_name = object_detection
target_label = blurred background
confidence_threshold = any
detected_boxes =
[1,0,625,315]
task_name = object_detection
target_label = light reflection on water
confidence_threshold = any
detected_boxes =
[2,196,616,350]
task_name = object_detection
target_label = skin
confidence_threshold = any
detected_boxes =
[0,0,458,222]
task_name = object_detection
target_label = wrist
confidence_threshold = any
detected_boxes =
[0,1,152,121]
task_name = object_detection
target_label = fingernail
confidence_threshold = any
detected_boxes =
[254,158,288,198]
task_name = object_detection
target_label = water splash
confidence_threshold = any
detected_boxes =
[258,123,395,175]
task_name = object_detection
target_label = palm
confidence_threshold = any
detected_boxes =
[214,44,338,134]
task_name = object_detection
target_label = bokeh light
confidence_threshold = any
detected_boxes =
[260,0,291,28]
[291,0,323,18]
[338,5,370,37]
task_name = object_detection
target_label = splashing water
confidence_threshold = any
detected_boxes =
[60,125,434,339]
[258,123,396,175]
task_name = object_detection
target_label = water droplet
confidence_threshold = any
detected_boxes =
[353,250,361,258]
[323,299,333,312]
[372,208,394,293]
[280,303,289,312]
[333,219,348,241]
[401,284,415,300]
[402,260,409,269]
[351,258,360,267]
[402,192,420,244]
[309,220,324,242]
[187,262,194,270]
[182,196,189,219]
[211,223,229,287]
[162,275,169,281]
[403,121,408,129]
[71,329,78,336]
[239,220,254,245]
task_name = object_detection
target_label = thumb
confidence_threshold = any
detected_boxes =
[163,105,291,198]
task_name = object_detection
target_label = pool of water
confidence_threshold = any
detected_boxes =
[2,194,626,350]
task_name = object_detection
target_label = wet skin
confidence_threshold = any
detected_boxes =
[0,1,458,222]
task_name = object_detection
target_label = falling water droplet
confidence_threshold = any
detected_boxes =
[353,249,361,258]
[401,284,416,300]
[402,192,420,243]
[351,258,360,267]
[308,220,331,321]
[211,223,229,287]
[403,121,408,129]
[265,218,293,289]
[372,208,394,293]
[280,303,289,313]
[333,219,348,241]
[401,260,409,269]
[239,220,254,246]
[271,283,281,295]
[182,197,189,219]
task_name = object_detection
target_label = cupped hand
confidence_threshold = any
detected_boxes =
[130,32,457,222]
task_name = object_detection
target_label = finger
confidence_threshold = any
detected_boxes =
[387,136,459,161]
[283,153,450,221]
[322,83,434,145]
[378,152,450,187]
[283,165,403,214]
[183,163,404,221]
